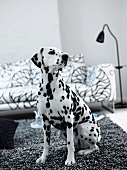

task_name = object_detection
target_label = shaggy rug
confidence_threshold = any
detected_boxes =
[0,116,127,170]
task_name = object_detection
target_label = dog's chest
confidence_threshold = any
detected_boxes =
[45,106,67,131]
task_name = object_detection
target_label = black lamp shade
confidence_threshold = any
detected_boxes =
[96,31,105,43]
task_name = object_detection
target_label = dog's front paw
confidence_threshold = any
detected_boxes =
[36,155,47,164]
[65,158,75,166]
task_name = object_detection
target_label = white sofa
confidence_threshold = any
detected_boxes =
[0,54,116,115]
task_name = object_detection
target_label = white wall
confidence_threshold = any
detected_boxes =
[58,0,127,100]
[0,0,61,64]
[1,0,127,100]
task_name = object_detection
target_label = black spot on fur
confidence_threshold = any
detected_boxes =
[38,62,41,68]
[48,73,53,83]
[47,138,50,144]
[86,116,90,120]
[73,122,77,128]
[63,106,66,110]
[56,59,59,64]
[46,131,50,137]
[38,91,41,95]
[59,80,64,89]
[92,114,96,124]
[34,54,38,60]
[81,117,86,122]
[62,96,65,100]
[90,128,94,132]
[50,95,53,100]
[96,129,99,134]
[75,115,80,121]
[65,110,68,115]
[43,124,46,130]
[47,125,50,131]
[66,122,72,129]
[50,116,63,121]
[50,109,52,113]
[41,56,45,66]
[68,141,70,145]
[74,128,78,135]
[76,107,81,112]
[46,102,50,108]
[56,72,59,78]
[81,107,84,116]
[48,49,55,55]
[44,66,49,74]
[42,79,43,84]
[49,120,54,125]
[31,54,41,68]
[84,104,88,111]
[43,93,47,97]
[66,85,70,99]
[40,48,44,54]
[42,114,49,122]
[89,110,92,114]
[72,103,77,112]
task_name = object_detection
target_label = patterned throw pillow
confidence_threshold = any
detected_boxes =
[0,119,19,149]
[0,59,31,89]
[62,54,85,83]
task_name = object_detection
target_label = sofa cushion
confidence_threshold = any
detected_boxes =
[71,64,115,102]
[0,59,31,89]
[62,54,85,83]
[0,119,19,149]
[0,86,38,104]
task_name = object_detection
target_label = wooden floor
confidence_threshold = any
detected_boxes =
[106,108,127,132]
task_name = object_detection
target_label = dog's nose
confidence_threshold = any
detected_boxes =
[62,54,68,63]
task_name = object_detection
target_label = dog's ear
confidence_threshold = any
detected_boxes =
[40,48,44,54]
[31,53,41,68]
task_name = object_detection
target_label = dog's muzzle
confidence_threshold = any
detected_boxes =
[62,54,68,66]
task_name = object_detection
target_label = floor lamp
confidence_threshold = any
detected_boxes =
[96,24,127,108]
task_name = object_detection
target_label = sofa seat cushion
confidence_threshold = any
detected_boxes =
[0,86,38,104]
[68,78,112,103]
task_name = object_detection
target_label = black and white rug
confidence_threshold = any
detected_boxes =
[0,116,127,170]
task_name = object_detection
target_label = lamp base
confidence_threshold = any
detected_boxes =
[115,101,127,108]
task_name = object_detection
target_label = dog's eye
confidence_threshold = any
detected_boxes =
[48,50,55,55]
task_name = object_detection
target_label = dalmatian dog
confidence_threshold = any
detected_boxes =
[31,47,101,166]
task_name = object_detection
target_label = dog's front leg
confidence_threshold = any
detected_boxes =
[65,116,75,166]
[36,118,51,164]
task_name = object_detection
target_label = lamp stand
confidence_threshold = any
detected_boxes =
[96,24,127,108]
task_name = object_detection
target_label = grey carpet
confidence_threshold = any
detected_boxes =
[0,116,127,170]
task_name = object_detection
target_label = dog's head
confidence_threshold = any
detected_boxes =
[31,47,68,70]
